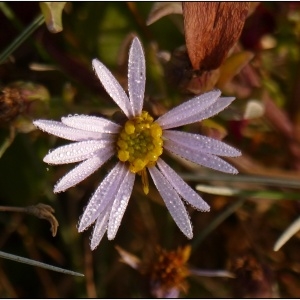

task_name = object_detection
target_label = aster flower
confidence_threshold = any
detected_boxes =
[33,37,241,250]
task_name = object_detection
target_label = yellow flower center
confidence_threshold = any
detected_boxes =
[117,111,163,193]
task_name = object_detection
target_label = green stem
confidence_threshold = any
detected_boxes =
[191,197,246,250]
[0,13,45,64]
[0,250,84,277]
[180,172,300,189]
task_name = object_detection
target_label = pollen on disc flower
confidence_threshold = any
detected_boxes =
[33,37,241,250]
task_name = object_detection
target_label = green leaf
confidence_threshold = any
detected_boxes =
[39,2,66,33]
[217,51,254,88]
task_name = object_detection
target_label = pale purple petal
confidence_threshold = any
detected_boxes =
[163,130,241,157]
[128,37,145,117]
[157,158,210,211]
[90,205,112,250]
[43,140,112,165]
[170,96,236,126]
[53,147,114,193]
[148,166,193,239]
[61,115,121,134]
[164,139,239,174]
[33,120,110,141]
[155,90,221,129]
[107,170,135,240]
[92,59,133,118]
[78,162,126,232]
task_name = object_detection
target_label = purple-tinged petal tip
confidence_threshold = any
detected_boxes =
[92,58,133,118]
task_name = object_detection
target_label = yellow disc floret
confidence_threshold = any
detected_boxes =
[117,111,163,176]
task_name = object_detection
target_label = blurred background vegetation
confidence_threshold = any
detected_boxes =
[1,2,300,297]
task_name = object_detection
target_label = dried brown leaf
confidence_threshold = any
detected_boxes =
[164,46,220,94]
[230,253,275,298]
[183,2,250,71]
[26,203,59,237]
[115,245,141,270]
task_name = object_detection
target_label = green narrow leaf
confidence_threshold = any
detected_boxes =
[0,250,84,277]
[0,2,23,30]
[0,14,45,64]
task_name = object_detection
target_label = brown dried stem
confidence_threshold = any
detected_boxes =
[0,203,59,237]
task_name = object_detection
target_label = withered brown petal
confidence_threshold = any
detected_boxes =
[183,2,250,71]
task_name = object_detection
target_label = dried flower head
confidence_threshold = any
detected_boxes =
[33,37,241,250]
[116,244,235,298]
[146,245,191,298]
[0,81,49,125]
